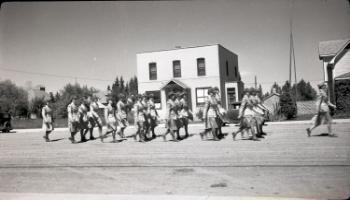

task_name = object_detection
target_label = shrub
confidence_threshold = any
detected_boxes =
[225,109,240,123]
[195,108,204,121]
[280,91,297,119]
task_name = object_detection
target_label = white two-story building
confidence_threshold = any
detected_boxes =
[136,44,244,119]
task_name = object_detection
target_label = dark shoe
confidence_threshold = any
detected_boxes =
[81,138,87,142]
[68,137,75,143]
[43,136,50,142]
[306,128,311,137]
[90,136,95,140]
[329,134,338,137]
[232,132,237,141]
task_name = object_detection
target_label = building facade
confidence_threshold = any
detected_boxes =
[319,39,350,104]
[136,44,244,120]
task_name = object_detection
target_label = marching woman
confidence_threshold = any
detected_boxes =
[67,97,80,143]
[78,97,90,142]
[203,88,221,141]
[163,92,180,142]
[213,86,225,139]
[116,93,129,139]
[90,96,103,142]
[251,89,268,138]
[232,89,259,141]
[306,82,337,137]
[147,93,159,139]
[133,94,147,142]
[42,100,54,142]
[178,92,192,139]
[104,99,119,143]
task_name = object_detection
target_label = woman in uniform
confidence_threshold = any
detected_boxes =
[306,82,337,137]
[203,88,221,141]
[104,99,119,142]
[163,92,180,141]
[179,92,192,139]
[90,96,103,142]
[232,89,259,141]
[116,93,129,139]
[147,93,159,139]
[78,97,90,142]
[134,94,147,142]
[67,97,80,143]
[42,101,54,142]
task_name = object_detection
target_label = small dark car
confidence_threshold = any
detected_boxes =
[0,112,12,133]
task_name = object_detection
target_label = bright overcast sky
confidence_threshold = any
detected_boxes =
[0,0,349,93]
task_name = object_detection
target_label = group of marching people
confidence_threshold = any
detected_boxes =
[232,88,269,141]
[42,87,269,144]
[41,87,269,143]
[65,93,162,143]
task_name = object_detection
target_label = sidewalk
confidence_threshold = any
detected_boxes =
[0,193,318,200]
[11,118,350,133]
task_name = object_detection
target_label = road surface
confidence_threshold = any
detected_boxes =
[0,122,349,199]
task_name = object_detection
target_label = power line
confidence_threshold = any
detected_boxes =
[0,67,114,82]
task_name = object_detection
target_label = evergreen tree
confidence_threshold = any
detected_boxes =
[270,82,282,94]
[280,81,297,119]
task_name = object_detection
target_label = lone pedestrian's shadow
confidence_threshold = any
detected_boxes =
[48,138,65,142]
[312,133,333,137]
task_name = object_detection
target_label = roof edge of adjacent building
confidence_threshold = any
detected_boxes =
[137,44,234,55]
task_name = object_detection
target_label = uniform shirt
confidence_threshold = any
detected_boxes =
[90,102,99,113]
[42,105,52,123]
[204,96,219,118]
[166,99,178,120]
[317,89,330,113]
[67,102,79,122]
[117,100,127,119]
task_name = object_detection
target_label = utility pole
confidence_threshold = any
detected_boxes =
[254,76,257,89]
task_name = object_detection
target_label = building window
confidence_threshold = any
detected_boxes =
[235,66,237,78]
[226,61,229,76]
[197,58,206,76]
[149,62,157,80]
[145,90,161,109]
[227,87,236,109]
[173,60,181,78]
[196,87,210,106]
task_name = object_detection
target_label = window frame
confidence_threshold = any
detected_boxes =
[149,62,157,80]
[172,60,181,78]
[195,87,210,106]
[197,58,206,76]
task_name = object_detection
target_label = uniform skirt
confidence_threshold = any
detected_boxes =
[106,115,117,132]
[311,111,331,127]
[42,116,53,132]
[205,116,220,129]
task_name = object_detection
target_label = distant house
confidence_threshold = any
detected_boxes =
[27,86,50,119]
[263,91,281,121]
[319,39,350,113]
[137,44,244,120]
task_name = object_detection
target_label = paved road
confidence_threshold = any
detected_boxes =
[0,122,349,199]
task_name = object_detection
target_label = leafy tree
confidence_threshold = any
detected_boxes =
[29,97,46,118]
[0,80,29,117]
[280,81,297,119]
[53,83,98,118]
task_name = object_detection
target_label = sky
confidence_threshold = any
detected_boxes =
[0,0,349,94]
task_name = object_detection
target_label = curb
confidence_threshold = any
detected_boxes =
[0,193,319,200]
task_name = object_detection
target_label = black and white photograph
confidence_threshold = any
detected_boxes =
[0,0,350,199]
